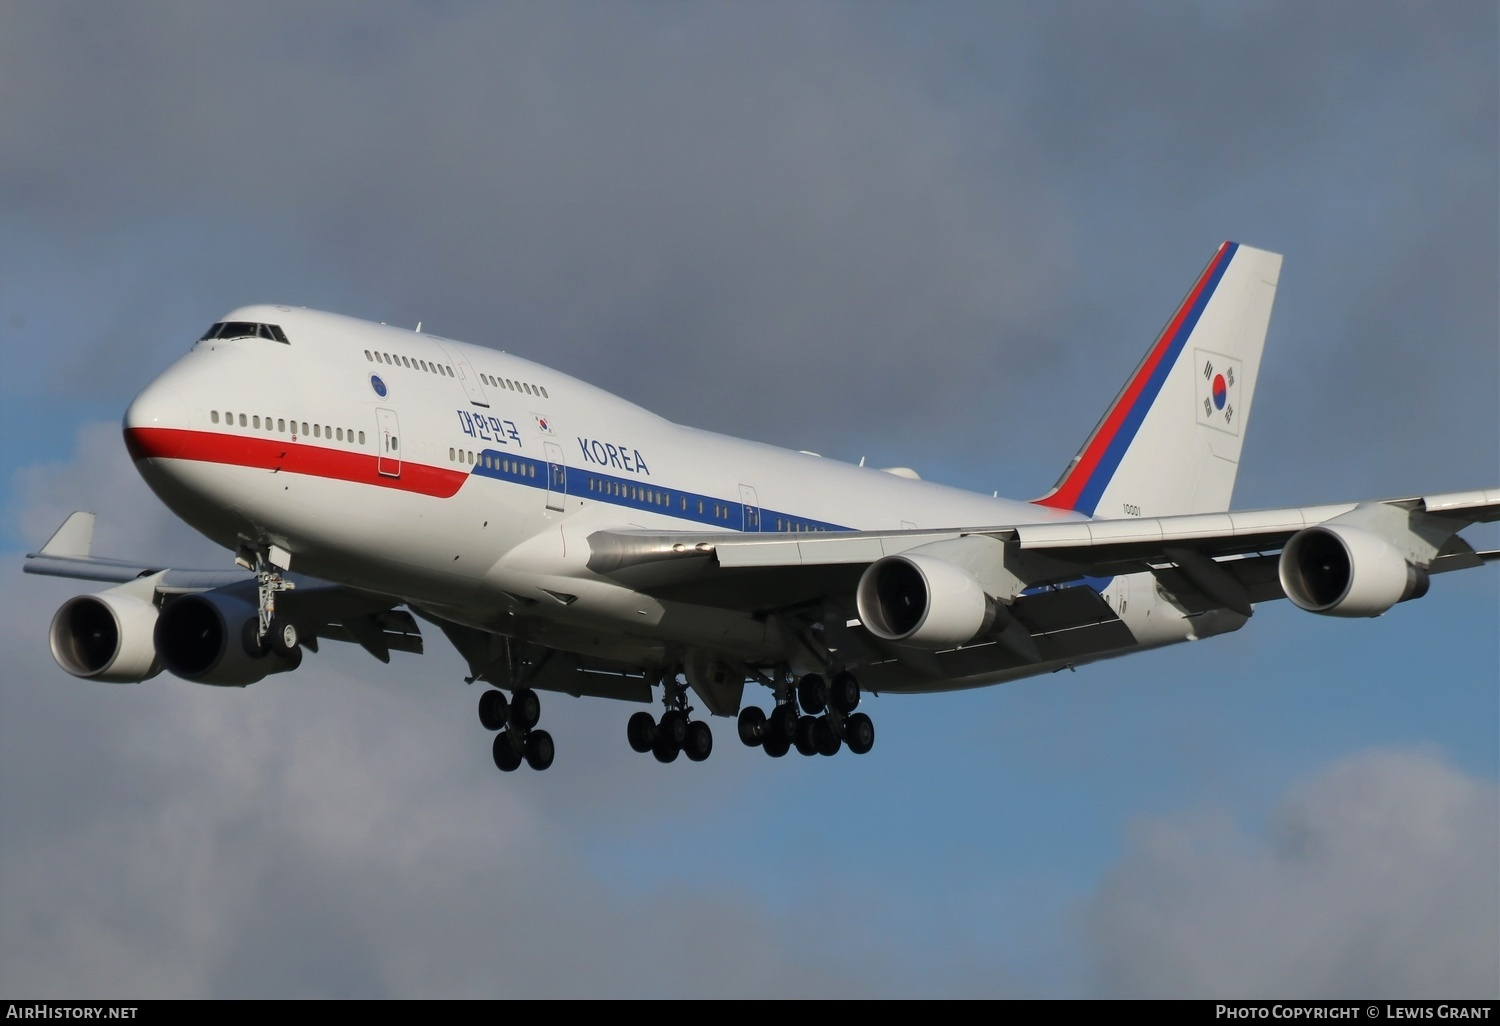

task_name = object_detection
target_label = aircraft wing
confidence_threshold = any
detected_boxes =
[25,512,423,662]
[586,489,1500,616]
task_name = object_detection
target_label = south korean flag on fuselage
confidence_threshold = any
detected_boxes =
[1195,349,1242,435]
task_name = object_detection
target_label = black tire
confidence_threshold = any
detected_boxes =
[769,704,799,743]
[762,731,790,758]
[659,709,688,747]
[829,671,861,714]
[241,618,268,658]
[794,715,819,756]
[510,688,541,731]
[844,712,874,755]
[684,720,713,762]
[268,618,299,658]
[492,731,523,772]
[737,706,767,747]
[627,710,656,753]
[652,728,680,763]
[815,716,841,756]
[479,689,508,731]
[797,673,827,715]
[524,729,555,771]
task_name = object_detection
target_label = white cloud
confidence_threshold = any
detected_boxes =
[1087,749,1500,998]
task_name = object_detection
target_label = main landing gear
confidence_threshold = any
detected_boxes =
[478,687,554,772]
[625,675,712,765]
[738,671,873,759]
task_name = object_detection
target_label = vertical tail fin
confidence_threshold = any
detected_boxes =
[1035,242,1282,518]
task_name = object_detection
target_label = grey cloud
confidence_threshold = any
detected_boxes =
[1087,749,1500,998]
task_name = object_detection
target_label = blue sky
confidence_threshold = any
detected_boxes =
[1,2,1495,997]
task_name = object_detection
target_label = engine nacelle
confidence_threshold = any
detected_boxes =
[49,592,163,683]
[856,553,994,648]
[154,592,295,686]
[1279,524,1429,618]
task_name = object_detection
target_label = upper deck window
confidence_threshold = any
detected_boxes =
[199,321,290,344]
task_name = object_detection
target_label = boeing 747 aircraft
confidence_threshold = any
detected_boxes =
[27,243,1499,772]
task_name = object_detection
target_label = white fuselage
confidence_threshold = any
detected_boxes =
[122,305,1223,691]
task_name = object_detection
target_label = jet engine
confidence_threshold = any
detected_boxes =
[154,592,298,686]
[1278,524,1429,618]
[856,552,997,648]
[49,591,163,683]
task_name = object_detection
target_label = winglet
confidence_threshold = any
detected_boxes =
[38,511,96,558]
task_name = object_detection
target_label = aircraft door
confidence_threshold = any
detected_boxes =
[431,339,490,408]
[543,441,566,512]
[739,484,761,532]
[376,408,401,477]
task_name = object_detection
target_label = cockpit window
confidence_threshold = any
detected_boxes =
[199,321,290,343]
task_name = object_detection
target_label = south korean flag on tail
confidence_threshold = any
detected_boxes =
[1195,349,1242,435]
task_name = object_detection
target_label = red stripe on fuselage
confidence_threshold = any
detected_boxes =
[124,427,468,498]
[1036,242,1230,511]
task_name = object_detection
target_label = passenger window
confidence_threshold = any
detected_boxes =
[211,411,219,424]
[313,424,320,437]
[253,415,261,429]
[365,351,373,362]
[238,413,247,427]
[401,356,411,368]
[358,430,365,444]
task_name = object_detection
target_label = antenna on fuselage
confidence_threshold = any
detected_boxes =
[416,322,422,333]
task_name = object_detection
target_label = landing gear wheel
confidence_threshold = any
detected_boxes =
[769,704,799,745]
[268,618,299,658]
[627,711,656,753]
[829,671,861,714]
[737,707,767,747]
[241,618,268,658]
[659,709,688,748]
[762,732,790,758]
[524,730,555,771]
[684,720,713,762]
[652,728,680,763]
[478,689,508,731]
[795,715,820,756]
[492,731,523,772]
[797,673,827,715]
[815,717,842,756]
[844,712,874,755]
[510,688,541,731]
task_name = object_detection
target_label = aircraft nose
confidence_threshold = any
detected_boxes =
[122,379,189,460]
